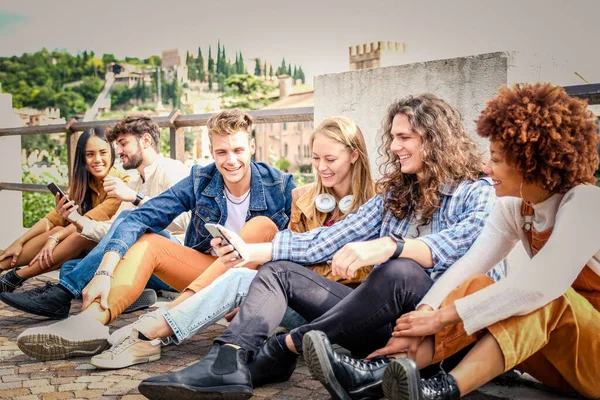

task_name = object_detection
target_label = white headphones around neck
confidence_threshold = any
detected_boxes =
[315,193,354,214]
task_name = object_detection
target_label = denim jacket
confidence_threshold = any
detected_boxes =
[105,161,295,257]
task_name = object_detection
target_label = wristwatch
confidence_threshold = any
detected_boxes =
[389,236,405,259]
[133,191,145,206]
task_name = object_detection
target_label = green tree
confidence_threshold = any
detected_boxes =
[197,47,205,81]
[287,64,292,76]
[53,91,87,118]
[275,157,290,172]
[171,73,181,108]
[254,59,261,76]
[237,52,245,74]
[298,66,305,83]
[208,46,214,74]
[269,65,274,78]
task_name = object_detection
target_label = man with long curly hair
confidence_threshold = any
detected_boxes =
[378,83,600,399]
[136,94,497,400]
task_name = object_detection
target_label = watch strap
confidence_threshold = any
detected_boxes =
[133,191,145,206]
[390,236,405,259]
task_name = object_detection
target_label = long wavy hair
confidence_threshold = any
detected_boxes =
[306,117,376,220]
[377,94,483,224]
[69,128,115,214]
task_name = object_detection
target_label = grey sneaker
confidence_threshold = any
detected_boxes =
[91,329,161,369]
[17,314,109,361]
[123,288,157,314]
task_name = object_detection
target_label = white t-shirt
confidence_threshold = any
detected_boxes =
[223,188,251,234]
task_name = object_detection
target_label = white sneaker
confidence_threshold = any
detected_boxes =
[109,307,169,346]
[17,314,109,361]
[91,329,161,369]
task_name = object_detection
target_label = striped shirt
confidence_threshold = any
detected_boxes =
[272,178,495,279]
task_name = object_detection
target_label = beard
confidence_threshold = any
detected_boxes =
[122,147,143,169]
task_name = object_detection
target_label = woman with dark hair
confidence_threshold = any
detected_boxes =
[0,128,129,292]
[379,83,600,399]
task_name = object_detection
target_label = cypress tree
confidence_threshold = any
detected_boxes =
[263,61,268,78]
[238,52,245,74]
[197,47,206,81]
[208,46,214,74]
[254,59,261,76]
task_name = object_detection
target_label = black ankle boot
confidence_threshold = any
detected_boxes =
[303,330,390,400]
[248,332,298,387]
[383,358,460,400]
[0,282,73,319]
[0,269,25,293]
[138,343,253,400]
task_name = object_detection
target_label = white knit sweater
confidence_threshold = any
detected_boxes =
[418,184,600,335]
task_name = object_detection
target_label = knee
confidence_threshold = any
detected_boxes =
[366,259,433,294]
[256,260,299,282]
[221,267,258,285]
[240,216,278,240]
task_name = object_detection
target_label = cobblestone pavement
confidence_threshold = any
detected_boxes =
[0,278,578,400]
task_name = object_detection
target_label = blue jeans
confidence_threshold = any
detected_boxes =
[60,211,173,297]
[163,268,306,345]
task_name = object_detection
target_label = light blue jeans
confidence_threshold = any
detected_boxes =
[162,268,307,344]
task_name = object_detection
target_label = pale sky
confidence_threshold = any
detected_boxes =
[1,0,599,84]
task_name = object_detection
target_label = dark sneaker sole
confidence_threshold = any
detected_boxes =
[123,288,157,314]
[138,381,253,400]
[0,293,69,319]
[302,331,351,400]
[382,358,421,400]
[17,333,109,362]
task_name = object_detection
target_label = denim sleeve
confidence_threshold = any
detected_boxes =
[272,195,384,264]
[419,179,496,275]
[105,168,198,257]
[283,174,296,221]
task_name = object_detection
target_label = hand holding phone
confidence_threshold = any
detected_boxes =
[47,182,66,199]
[205,223,243,260]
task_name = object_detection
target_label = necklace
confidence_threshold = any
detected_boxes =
[224,189,250,205]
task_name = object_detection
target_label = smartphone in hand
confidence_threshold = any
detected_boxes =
[205,223,242,258]
[47,182,67,199]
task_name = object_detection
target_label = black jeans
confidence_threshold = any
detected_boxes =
[216,258,434,358]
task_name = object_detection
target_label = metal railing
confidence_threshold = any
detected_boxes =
[0,107,314,194]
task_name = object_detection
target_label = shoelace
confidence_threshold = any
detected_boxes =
[421,373,454,395]
[105,334,137,355]
[27,282,55,297]
[341,354,389,370]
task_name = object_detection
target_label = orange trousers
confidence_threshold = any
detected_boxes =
[431,274,600,399]
[105,216,279,322]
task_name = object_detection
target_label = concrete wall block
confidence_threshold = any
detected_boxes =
[315,52,509,177]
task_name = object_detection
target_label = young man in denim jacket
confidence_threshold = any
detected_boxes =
[17,109,296,362]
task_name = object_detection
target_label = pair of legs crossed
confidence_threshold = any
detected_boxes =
[216,258,434,358]
[399,274,600,398]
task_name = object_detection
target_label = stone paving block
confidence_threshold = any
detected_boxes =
[57,383,87,392]
[0,369,13,377]
[102,379,139,396]
[30,385,57,394]
[73,389,105,398]
[50,378,74,385]
[74,376,103,383]
[2,374,29,383]
[23,378,51,388]
[13,395,39,400]
[0,388,31,398]
[121,395,146,400]
[86,382,113,390]
[74,364,95,371]
[30,372,56,379]
[0,381,23,390]
[41,392,74,400]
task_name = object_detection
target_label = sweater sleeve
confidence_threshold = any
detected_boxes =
[454,185,600,335]
[418,198,520,310]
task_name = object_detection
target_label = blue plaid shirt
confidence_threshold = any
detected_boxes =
[272,177,495,279]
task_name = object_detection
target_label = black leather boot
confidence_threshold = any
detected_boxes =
[383,358,460,400]
[0,282,73,319]
[138,343,253,400]
[0,269,24,293]
[248,332,298,386]
[303,330,390,400]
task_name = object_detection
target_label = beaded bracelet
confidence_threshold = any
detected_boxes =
[94,270,114,279]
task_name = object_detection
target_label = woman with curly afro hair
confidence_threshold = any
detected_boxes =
[378,83,600,399]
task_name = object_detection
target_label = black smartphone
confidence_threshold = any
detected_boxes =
[205,223,241,257]
[47,182,66,199]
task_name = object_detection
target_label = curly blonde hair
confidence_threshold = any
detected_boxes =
[378,94,483,224]
[207,109,253,142]
[476,83,598,193]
